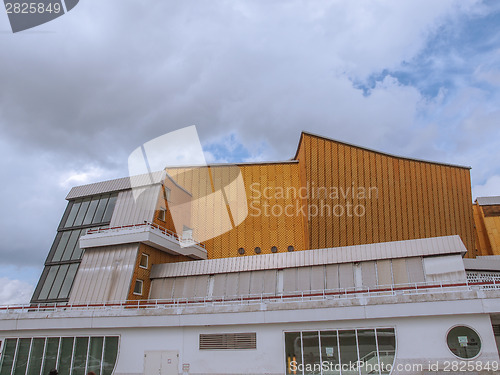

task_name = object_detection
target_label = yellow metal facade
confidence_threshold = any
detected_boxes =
[473,202,500,256]
[296,133,475,254]
[161,132,475,259]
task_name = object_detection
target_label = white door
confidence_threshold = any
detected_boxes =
[144,351,179,375]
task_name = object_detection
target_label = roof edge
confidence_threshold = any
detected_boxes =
[294,131,472,170]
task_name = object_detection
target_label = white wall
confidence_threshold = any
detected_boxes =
[2,313,497,375]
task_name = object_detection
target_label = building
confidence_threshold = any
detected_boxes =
[473,197,500,256]
[0,131,499,375]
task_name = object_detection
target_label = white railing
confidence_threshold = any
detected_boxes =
[1,279,499,314]
[86,221,206,249]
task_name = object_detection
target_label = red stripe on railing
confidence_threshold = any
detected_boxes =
[1,280,498,312]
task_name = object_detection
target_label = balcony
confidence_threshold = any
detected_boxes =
[79,222,207,260]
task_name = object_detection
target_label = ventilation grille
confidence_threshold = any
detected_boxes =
[199,333,256,350]
[493,324,500,336]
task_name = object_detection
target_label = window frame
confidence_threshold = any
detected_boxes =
[164,187,171,202]
[133,279,144,296]
[158,208,166,221]
[446,325,482,360]
[139,253,149,269]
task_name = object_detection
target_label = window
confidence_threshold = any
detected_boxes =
[158,208,166,221]
[139,253,149,269]
[164,187,171,202]
[447,326,481,359]
[0,337,119,375]
[285,328,396,375]
[133,279,144,295]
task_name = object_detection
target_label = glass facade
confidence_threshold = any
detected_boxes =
[285,328,396,375]
[0,337,119,375]
[31,194,118,304]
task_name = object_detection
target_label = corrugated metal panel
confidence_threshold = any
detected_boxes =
[296,267,311,291]
[325,264,339,289]
[194,275,209,298]
[262,270,277,295]
[66,172,165,200]
[392,259,409,284]
[151,235,466,278]
[249,270,264,295]
[376,260,393,286]
[406,257,426,283]
[237,272,251,296]
[68,243,138,303]
[183,276,197,298]
[310,266,324,290]
[225,273,239,297]
[110,185,161,226]
[361,261,377,287]
[338,263,354,289]
[283,268,297,293]
[423,254,467,283]
[212,274,227,297]
[464,257,500,271]
[476,196,500,206]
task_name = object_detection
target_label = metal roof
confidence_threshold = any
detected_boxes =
[464,256,500,271]
[476,196,500,206]
[65,171,165,200]
[151,235,467,278]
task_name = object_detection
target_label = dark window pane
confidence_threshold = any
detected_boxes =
[58,264,80,299]
[320,331,340,375]
[71,337,89,375]
[38,266,60,300]
[58,337,75,375]
[0,338,18,375]
[302,332,320,375]
[52,231,71,262]
[284,332,302,375]
[447,326,481,360]
[338,330,358,375]
[62,231,81,261]
[48,265,70,300]
[376,328,396,374]
[27,338,45,375]
[102,337,119,375]
[64,201,81,228]
[41,338,60,375]
[92,196,110,224]
[69,229,85,260]
[83,198,100,225]
[87,337,104,375]
[13,338,31,375]
[73,199,91,227]
[357,329,378,375]
[102,195,117,223]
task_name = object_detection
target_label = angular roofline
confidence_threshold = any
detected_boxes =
[67,161,299,200]
[293,131,472,170]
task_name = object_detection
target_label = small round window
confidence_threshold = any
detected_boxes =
[447,326,481,359]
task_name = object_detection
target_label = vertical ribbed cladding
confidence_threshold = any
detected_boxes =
[295,132,475,254]
[68,243,139,304]
[110,184,162,227]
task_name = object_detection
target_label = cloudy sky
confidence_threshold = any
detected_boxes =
[0,0,499,305]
